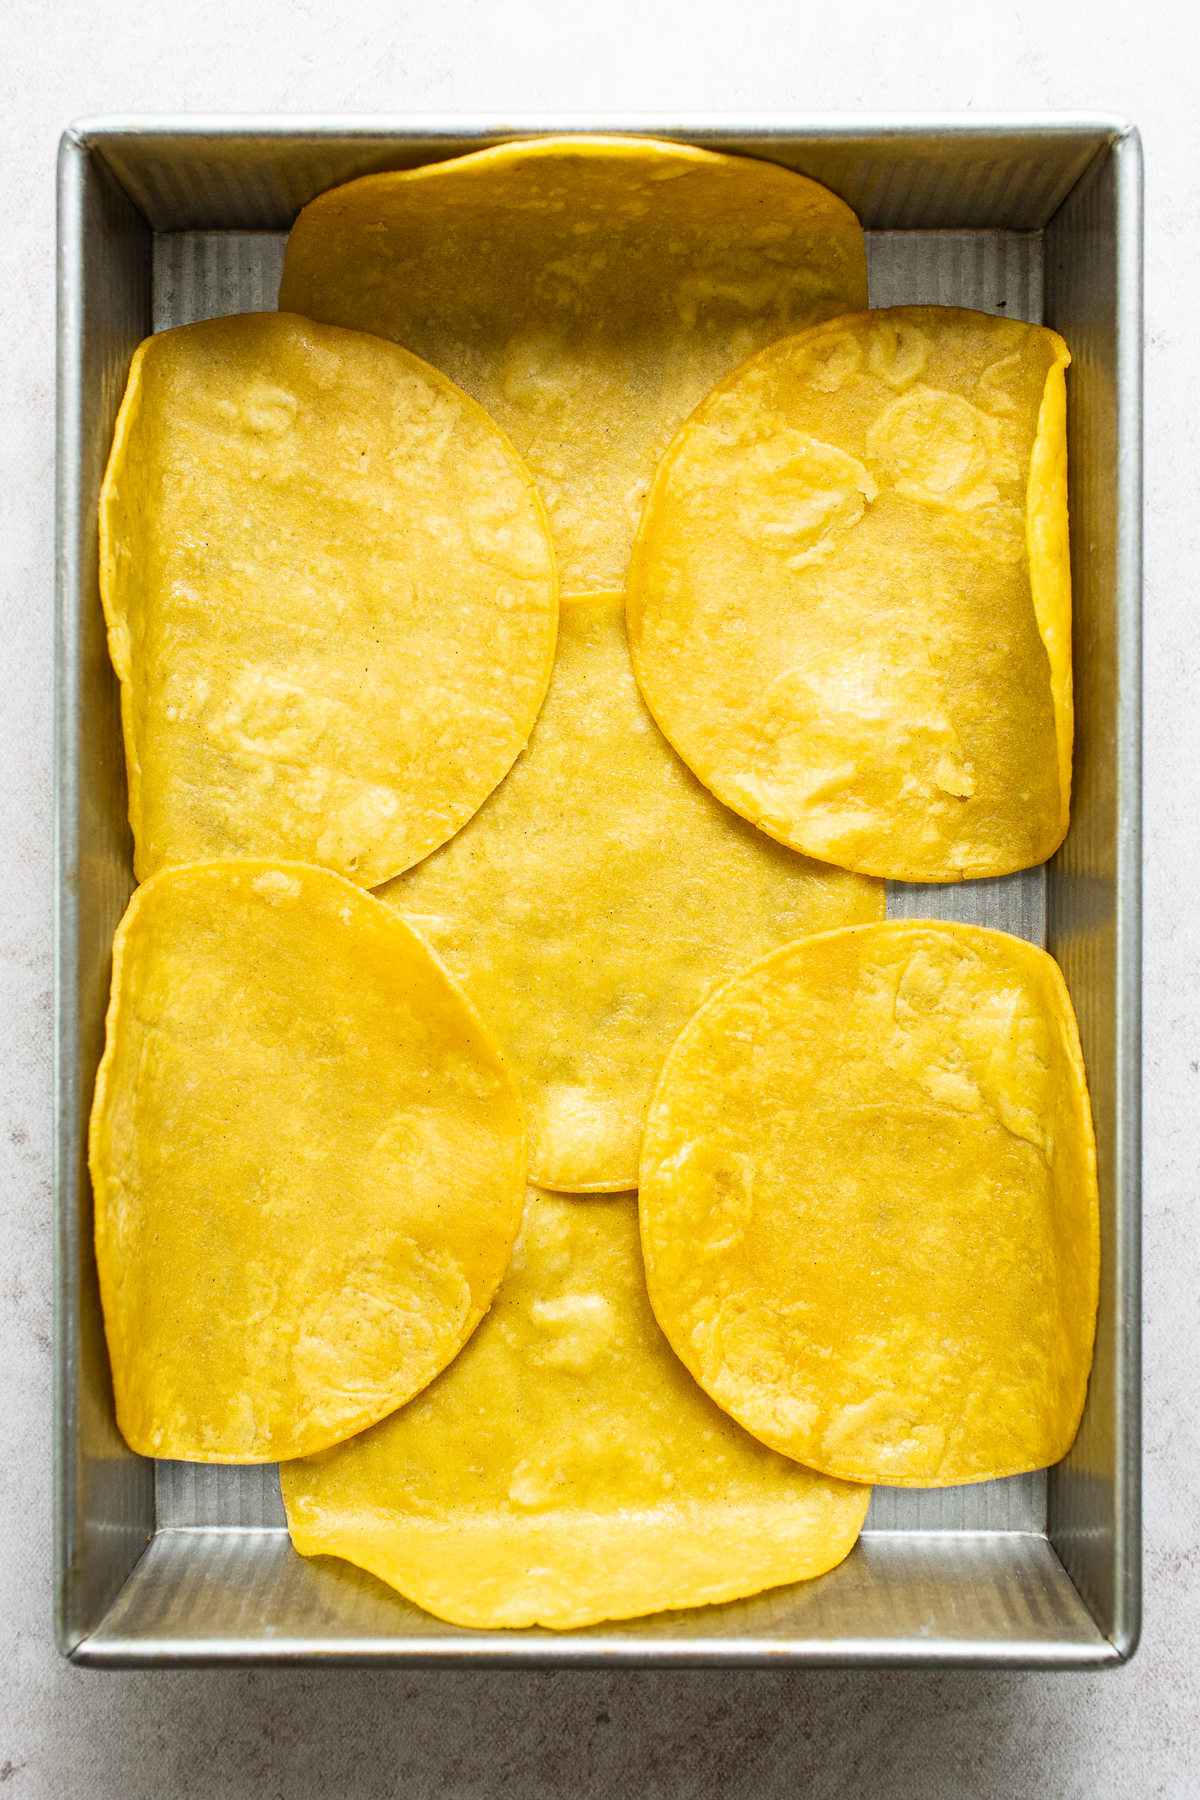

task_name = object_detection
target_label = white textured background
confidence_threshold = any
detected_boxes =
[3,2,1196,1793]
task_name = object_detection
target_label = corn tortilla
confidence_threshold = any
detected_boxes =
[278,136,868,592]
[380,592,882,1192]
[100,312,558,886]
[627,306,1072,881]
[639,921,1099,1487]
[89,862,526,1463]
[282,1187,870,1630]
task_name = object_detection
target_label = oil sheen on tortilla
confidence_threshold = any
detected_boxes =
[627,307,1072,881]
[278,136,868,592]
[639,921,1100,1487]
[100,312,558,887]
[89,863,526,1463]
[380,592,882,1193]
[282,1187,870,1630]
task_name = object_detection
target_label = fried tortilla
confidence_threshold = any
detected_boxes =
[282,1187,869,1630]
[627,306,1072,880]
[89,862,526,1463]
[100,312,558,886]
[639,921,1099,1487]
[278,137,868,592]
[380,592,882,1192]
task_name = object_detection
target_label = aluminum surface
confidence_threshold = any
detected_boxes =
[153,1461,1049,1539]
[54,133,152,1656]
[1041,129,1144,1658]
[56,114,1142,1668]
[78,1531,1107,1670]
[76,112,1115,232]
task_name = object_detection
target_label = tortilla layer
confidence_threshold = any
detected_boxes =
[283,1187,869,1629]
[89,861,526,1463]
[100,311,558,886]
[639,921,1099,1486]
[627,306,1072,881]
[381,591,882,1191]
[279,136,868,592]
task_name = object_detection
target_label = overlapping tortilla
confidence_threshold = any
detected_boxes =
[380,592,882,1192]
[639,921,1099,1487]
[282,1187,870,1630]
[89,862,526,1463]
[627,306,1072,880]
[100,311,558,886]
[278,136,868,591]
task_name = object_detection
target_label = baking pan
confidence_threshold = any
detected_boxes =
[55,113,1142,1667]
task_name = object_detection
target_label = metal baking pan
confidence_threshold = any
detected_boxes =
[55,113,1142,1668]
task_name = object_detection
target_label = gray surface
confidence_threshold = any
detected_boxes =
[83,1531,1104,1669]
[1042,136,1144,1649]
[152,1459,1052,1539]
[56,125,1134,1668]
[53,132,151,1646]
[5,0,1198,1790]
[89,115,1110,233]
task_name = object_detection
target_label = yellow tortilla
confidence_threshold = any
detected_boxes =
[89,862,526,1463]
[639,921,1099,1487]
[282,1187,869,1630]
[380,592,882,1192]
[628,306,1072,881]
[279,137,868,592]
[100,312,558,886]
